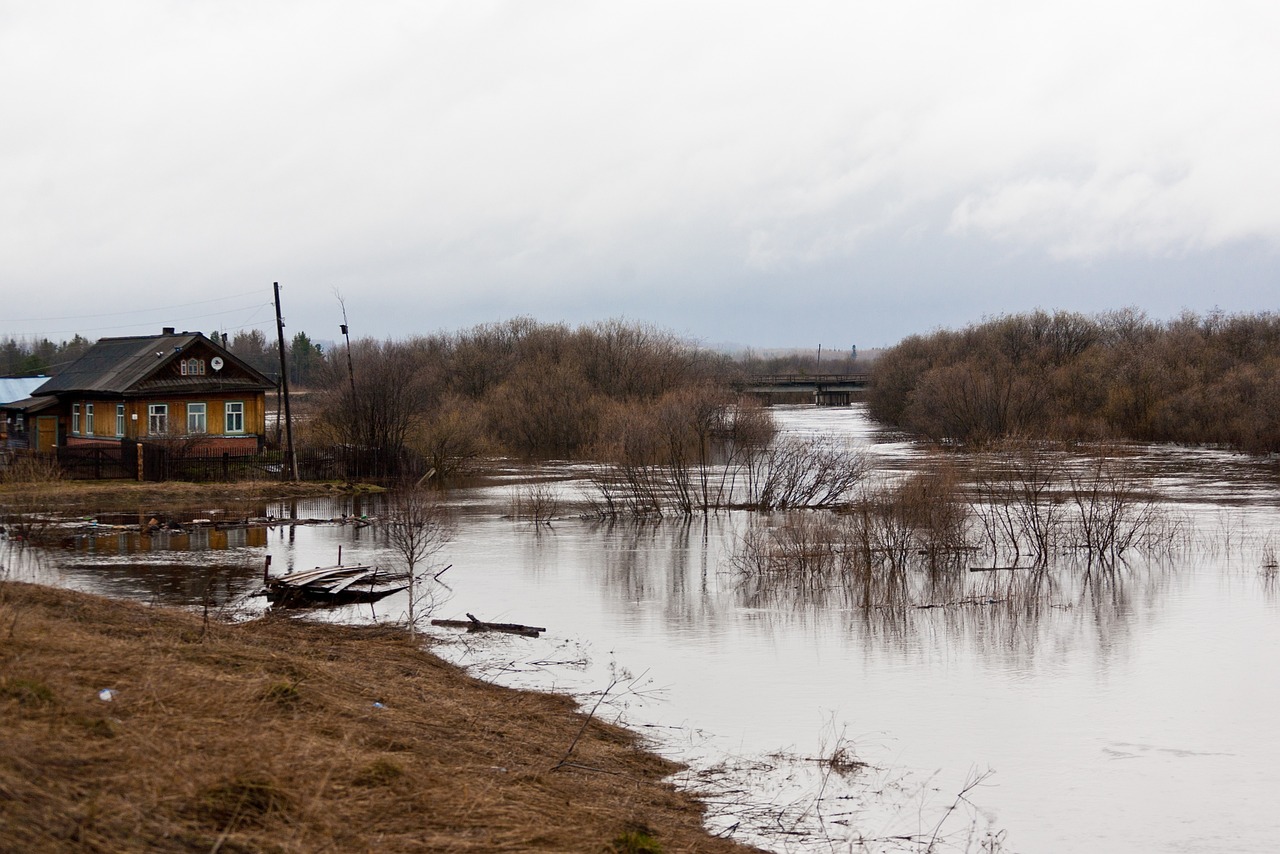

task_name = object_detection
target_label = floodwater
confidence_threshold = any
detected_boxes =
[6,404,1280,852]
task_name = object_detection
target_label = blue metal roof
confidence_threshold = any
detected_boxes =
[0,376,49,405]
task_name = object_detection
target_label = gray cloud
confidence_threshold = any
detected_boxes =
[3,1,1278,349]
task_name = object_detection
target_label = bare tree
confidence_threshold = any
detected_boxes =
[383,486,454,636]
[315,338,439,476]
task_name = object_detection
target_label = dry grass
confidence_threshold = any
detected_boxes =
[0,581,755,854]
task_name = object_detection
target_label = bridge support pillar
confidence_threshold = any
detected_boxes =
[814,390,852,406]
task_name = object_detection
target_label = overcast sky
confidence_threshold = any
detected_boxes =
[3,1,1278,351]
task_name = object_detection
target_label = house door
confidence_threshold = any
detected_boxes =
[35,416,58,452]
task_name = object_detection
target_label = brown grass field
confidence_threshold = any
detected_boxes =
[0,580,758,853]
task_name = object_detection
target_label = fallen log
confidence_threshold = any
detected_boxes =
[431,613,547,638]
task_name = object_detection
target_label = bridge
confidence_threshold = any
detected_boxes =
[735,373,870,406]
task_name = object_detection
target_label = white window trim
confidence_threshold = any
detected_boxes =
[148,403,168,436]
[187,402,207,434]
[116,404,125,437]
[72,403,80,435]
[85,403,94,436]
[225,401,245,434]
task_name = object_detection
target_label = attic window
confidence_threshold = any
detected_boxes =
[180,358,206,376]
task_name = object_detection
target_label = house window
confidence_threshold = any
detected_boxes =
[85,404,94,436]
[225,401,244,434]
[180,358,206,376]
[116,404,125,437]
[148,404,168,435]
[72,404,80,435]
[187,403,207,434]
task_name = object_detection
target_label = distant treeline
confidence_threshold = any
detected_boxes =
[302,318,740,474]
[0,335,93,377]
[867,309,1280,454]
[1,330,326,388]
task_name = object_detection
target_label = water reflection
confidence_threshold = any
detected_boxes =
[4,540,261,608]
[8,405,1280,852]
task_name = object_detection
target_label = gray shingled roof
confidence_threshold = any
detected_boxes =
[34,333,274,396]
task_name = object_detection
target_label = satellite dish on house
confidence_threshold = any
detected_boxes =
[210,357,224,371]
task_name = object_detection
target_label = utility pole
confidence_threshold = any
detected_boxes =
[338,295,356,401]
[273,282,298,481]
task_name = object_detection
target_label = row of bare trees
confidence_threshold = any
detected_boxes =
[584,389,871,515]
[300,319,734,479]
[866,309,1280,453]
[734,445,1182,600]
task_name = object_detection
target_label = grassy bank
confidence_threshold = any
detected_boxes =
[0,581,756,853]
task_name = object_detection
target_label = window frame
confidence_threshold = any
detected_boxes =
[72,403,81,435]
[225,401,245,434]
[187,402,207,434]
[116,404,125,437]
[85,403,94,436]
[148,403,168,436]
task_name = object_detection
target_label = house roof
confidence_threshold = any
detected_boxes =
[0,376,49,405]
[34,332,275,397]
[0,395,60,415]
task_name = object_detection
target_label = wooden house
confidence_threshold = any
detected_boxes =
[12,329,275,453]
[0,376,51,448]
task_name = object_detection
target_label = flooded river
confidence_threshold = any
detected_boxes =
[6,404,1280,852]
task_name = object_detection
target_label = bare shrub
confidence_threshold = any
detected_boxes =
[383,486,454,636]
[0,453,64,544]
[588,391,776,516]
[1063,452,1174,561]
[732,513,845,579]
[746,436,870,510]
[734,467,973,609]
[971,439,1066,565]
[842,467,971,573]
[313,338,439,474]
[410,395,487,481]
[903,357,1046,446]
[485,357,603,458]
[509,482,561,524]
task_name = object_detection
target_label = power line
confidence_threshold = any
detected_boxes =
[3,289,266,324]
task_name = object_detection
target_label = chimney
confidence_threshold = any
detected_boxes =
[162,327,175,335]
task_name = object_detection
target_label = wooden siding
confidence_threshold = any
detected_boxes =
[63,392,266,443]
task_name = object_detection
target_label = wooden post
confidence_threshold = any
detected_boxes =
[273,282,299,481]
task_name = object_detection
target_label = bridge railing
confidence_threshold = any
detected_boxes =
[738,373,871,386]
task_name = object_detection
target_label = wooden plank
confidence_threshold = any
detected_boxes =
[274,564,374,586]
[327,569,377,594]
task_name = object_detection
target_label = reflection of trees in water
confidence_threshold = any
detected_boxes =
[731,450,1186,660]
[590,518,738,631]
[1,542,54,585]
[735,537,1178,662]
